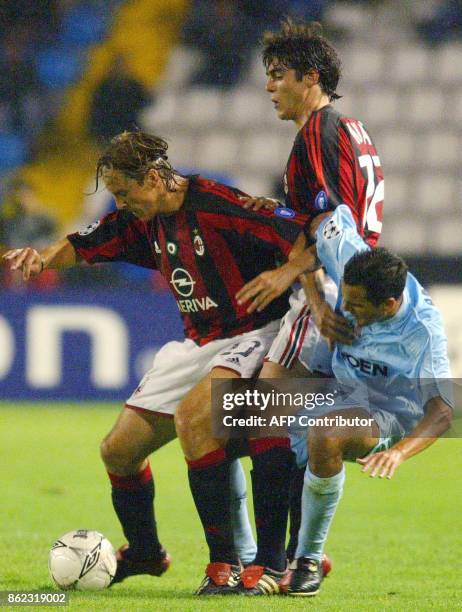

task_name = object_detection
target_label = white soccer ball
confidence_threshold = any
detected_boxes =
[48,530,117,590]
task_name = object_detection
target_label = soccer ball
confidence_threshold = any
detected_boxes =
[48,530,117,590]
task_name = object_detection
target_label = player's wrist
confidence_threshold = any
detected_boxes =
[286,258,305,277]
[389,443,408,461]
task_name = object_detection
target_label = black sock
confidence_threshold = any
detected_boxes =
[187,449,238,565]
[109,464,162,560]
[250,439,292,572]
[286,463,305,562]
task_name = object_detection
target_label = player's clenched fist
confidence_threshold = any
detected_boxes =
[310,300,356,348]
[2,247,44,280]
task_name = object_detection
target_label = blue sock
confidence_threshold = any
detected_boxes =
[229,459,257,565]
[295,465,345,561]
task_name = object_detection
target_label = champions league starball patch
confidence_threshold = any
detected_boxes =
[314,190,328,211]
[78,221,101,236]
[274,207,296,219]
[322,218,342,240]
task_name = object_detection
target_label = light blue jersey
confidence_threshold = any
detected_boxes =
[292,207,452,562]
[316,206,452,433]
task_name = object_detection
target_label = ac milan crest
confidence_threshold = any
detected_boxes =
[194,234,205,256]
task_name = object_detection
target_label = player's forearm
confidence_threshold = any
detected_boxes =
[391,397,452,461]
[41,238,77,270]
[299,269,325,310]
[287,244,319,279]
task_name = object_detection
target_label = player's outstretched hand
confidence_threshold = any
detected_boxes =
[236,264,295,313]
[357,448,405,479]
[311,301,355,348]
[2,247,43,280]
[239,195,281,211]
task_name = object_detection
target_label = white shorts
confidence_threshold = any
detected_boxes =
[266,279,338,374]
[126,321,280,416]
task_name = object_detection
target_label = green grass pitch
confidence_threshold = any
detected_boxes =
[1,403,461,611]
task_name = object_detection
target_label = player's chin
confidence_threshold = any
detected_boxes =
[130,208,149,221]
[276,108,290,120]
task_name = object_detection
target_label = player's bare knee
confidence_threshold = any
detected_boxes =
[308,439,343,477]
[100,436,120,469]
[100,435,137,473]
[308,425,343,463]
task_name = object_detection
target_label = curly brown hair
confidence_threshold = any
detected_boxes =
[95,131,180,191]
[262,18,341,101]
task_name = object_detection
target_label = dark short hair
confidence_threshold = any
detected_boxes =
[343,248,408,306]
[95,130,178,191]
[262,18,341,101]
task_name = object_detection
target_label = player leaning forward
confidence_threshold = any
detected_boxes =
[285,206,452,595]
[3,131,308,583]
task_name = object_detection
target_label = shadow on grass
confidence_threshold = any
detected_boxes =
[69,587,199,600]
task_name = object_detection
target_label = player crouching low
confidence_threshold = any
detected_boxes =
[237,206,452,597]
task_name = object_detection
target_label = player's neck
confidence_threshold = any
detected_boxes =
[295,92,331,129]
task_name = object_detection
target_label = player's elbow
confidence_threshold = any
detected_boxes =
[437,404,453,434]
[428,398,453,436]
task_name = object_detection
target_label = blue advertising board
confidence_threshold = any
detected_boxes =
[0,289,183,400]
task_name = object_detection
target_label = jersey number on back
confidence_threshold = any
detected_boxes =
[358,154,384,234]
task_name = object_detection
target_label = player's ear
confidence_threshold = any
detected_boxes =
[304,69,320,88]
[382,297,398,315]
[145,168,160,188]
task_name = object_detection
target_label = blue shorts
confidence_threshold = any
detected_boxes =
[289,406,406,469]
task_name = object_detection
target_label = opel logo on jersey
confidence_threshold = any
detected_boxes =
[167,242,177,255]
[170,268,196,297]
[194,234,205,256]
[314,190,328,211]
[274,207,296,219]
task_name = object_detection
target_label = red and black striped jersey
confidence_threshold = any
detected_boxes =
[67,176,306,345]
[284,105,384,247]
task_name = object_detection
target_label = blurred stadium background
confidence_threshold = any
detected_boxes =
[0,0,461,401]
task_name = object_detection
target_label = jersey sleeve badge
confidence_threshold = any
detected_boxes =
[314,190,329,211]
[274,207,296,219]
